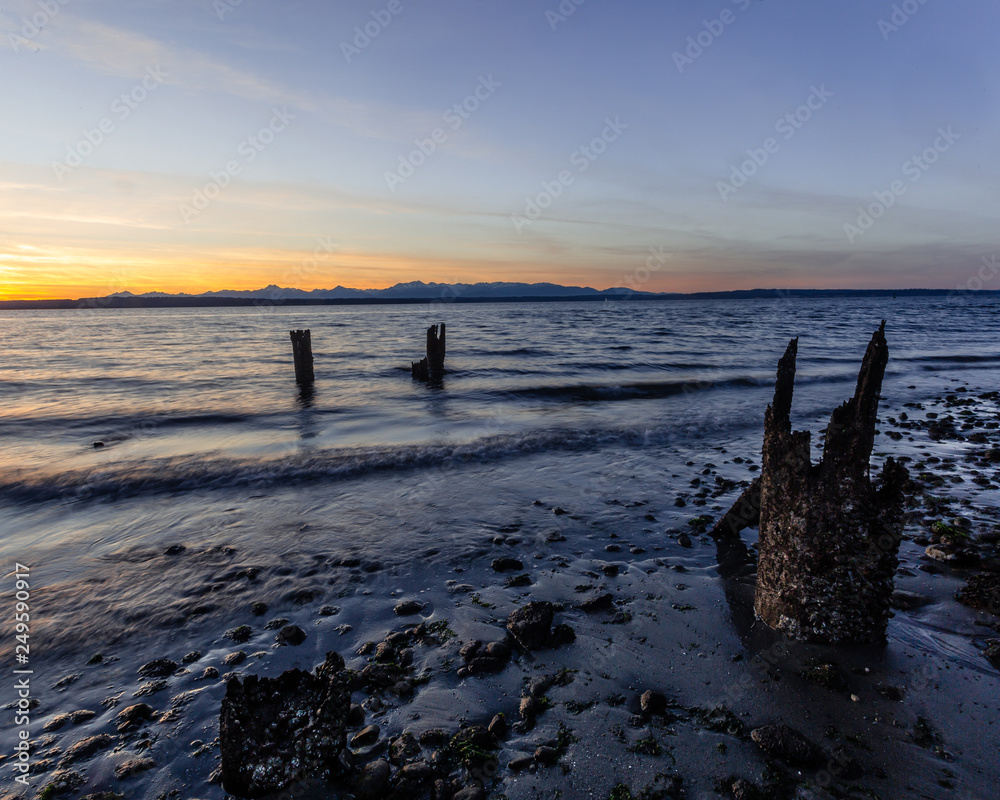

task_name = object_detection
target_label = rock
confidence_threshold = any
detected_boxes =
[223,651,247,666]
[37,770,85,796]
[891,590,934,611]
[60,734,116,765]
[925,544,980,564]
[224,625,253,644]
[389,731,420,765]
[520,696,545,720]
[115,703,155,732]
[453,788,486,800]
[801,662,848,691]
[956,573,1000,614]
[250,602,267,616]
[181,651,202,663]
[533,746,558,765]
[749,723,826,768]
[580,593,614,613]
[492,557,523,572]
[485,640,511,659]
[219,651,351,797]
[640,690,667,716]
[504,573,532,588]
[601,564,620,577]
[400,760,434,782]
[114,757,156,779]
[43,714,71,732]
[202,666,219,680]
[360,663,403,690]
[137,658,177,678]
[507,601,554,650]
[164,544,185,555]
[133,679,167,697]
[550,623,576,647]
[264,617,288,630]
[347,703,365,726]
[467,656,506,675]
[459,641,481,663]
[394,600,424,616]
[351,724,380,748]
[488,713,507,738]
[69,710,94,725]
[355,759,391,800]
[373,642,396,662]
[276,624,306,645]
[508,754,535,771]
[419,728,449,746]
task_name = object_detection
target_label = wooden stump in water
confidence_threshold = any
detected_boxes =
[411,324,446,382]
[289,329,314,386]
[718,321,908,643]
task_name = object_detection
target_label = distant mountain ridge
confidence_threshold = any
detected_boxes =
[114,281,656,300]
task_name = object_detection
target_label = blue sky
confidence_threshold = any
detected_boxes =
[0,0,997,297]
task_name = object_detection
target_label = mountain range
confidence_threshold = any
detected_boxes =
[117,281,655,300]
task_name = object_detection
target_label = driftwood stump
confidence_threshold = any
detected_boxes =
[718,322,908,643]
[289,329,314,385]
[412,324,446,382]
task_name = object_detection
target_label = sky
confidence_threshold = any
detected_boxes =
[0,0,997,299]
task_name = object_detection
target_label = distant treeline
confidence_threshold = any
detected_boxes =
[0,288,993,311]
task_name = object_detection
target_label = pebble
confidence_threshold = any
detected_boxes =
[276,625,306,645]
[393,600,424,616]
[351,724,380,748]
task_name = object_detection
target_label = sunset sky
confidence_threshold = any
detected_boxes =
[1,0,997,299]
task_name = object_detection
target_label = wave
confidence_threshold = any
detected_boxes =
[0,418,755,505]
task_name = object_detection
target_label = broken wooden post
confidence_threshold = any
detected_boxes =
[289,329,314,386]
[411,324,446,383]
[718,321,908,644]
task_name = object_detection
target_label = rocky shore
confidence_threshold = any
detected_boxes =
[3,379,999,800]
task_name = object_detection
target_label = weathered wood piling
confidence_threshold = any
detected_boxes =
[411,324,446,383]
[716,321,908,644]
[289,329,315,386]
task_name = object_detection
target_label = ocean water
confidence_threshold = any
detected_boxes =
[2,295,999,799]
[3,295,998,505]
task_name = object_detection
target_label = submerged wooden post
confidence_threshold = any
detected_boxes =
[718,321,908,644]
[289,329,314,386]
[411,323,446,382]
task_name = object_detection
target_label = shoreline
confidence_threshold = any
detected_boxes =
[2,378,999,800]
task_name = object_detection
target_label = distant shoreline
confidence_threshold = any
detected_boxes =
[0,287,990,311]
